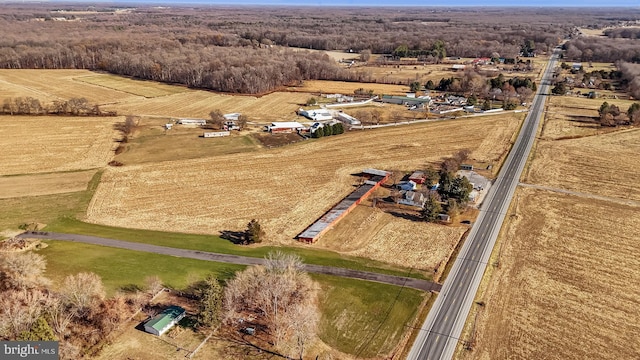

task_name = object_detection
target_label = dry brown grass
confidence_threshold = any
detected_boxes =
[459,188,640,360]
[527,128,640,201]
[317,205,466,271]
[0,70,141,104]
[86,114,521,243]
[0,116,120,176]
[289,79,409,96]
[0,170,96,199]
[104,91,310,122]
[75,73,189,98]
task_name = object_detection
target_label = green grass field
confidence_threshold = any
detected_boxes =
[40,241,244,294]
[315,273,425,358]
[44,218,429,280]
[39,241,423,358]
[75,74,189,98]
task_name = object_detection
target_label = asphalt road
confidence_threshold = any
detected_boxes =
[407,50,560,360]
[17,231,441,292]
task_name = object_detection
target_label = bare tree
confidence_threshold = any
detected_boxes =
[60,272,105,317]
[144,276,164,297]
[208,110,225,130]
[224,252,319,358]
[0,252,50,290]
[0,289,45,339]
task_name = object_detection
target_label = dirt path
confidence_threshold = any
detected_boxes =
[518,182,640,207]
[17,231,441,292]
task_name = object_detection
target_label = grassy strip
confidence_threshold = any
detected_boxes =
[40,241,244,295]
[0,171,103,232]
[45,217,429,280]
[314,273,425,358]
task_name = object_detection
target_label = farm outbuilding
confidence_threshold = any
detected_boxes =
[409,171,426,184]
[299,109,333,121]
[336,112,361,125]
[380,95,432,106]
[203,131,230,138]
[143,306,186,336]
[177,119,207,126]
[297,169,390,243]
[265,122,306,133]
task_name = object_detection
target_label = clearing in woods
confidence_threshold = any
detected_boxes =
[458,188,640,360]
[0,116,120,176]
[86,113,523,245]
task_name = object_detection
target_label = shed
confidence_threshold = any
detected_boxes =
[460,164,474,171]
[396,180,417,191]
[409,171,426,184]
[144,306,186,336]
[438,214,451,222]
[177,119,207,126]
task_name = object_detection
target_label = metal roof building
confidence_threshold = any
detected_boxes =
[144,306,186,336]
[298,169,389,243]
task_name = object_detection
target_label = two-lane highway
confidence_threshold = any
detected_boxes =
[407,49,559,360]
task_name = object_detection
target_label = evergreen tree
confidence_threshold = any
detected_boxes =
[17,316,56,341]
[196,275,224,328]
[244,219,265,244]
[421,192,442,222]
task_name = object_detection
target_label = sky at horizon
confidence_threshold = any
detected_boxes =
[24,0,640,7]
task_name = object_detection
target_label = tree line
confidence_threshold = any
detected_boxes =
[1,97,116,116]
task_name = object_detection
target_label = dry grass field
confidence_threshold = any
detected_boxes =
[0,70,141,104]
[104,91,310,122]
[290,79,409,96]
[0,170,96,199]
[115,117,259,165]
[75,74,189,98]
[86,114,522,244]
[0,116,120,176]
[458,188,640,360]
[318,205,466,271]
[527,128,640,201]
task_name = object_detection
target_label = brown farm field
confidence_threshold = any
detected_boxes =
[317,205,466,272]
[0,116,120,176]
[0,69,141,104]
[74,73,189,98]
[527,128,640,201]
[86,113,523,245]
[289,79,409,96]
[104,90,310,122]
[457,188,640,360]
[0,170,96,199]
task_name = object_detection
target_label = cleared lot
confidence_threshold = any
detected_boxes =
[460,188,640,360]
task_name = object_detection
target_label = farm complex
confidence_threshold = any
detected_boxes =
[2,5,639,359]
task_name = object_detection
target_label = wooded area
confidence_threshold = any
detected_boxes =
[1,4,638,94]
